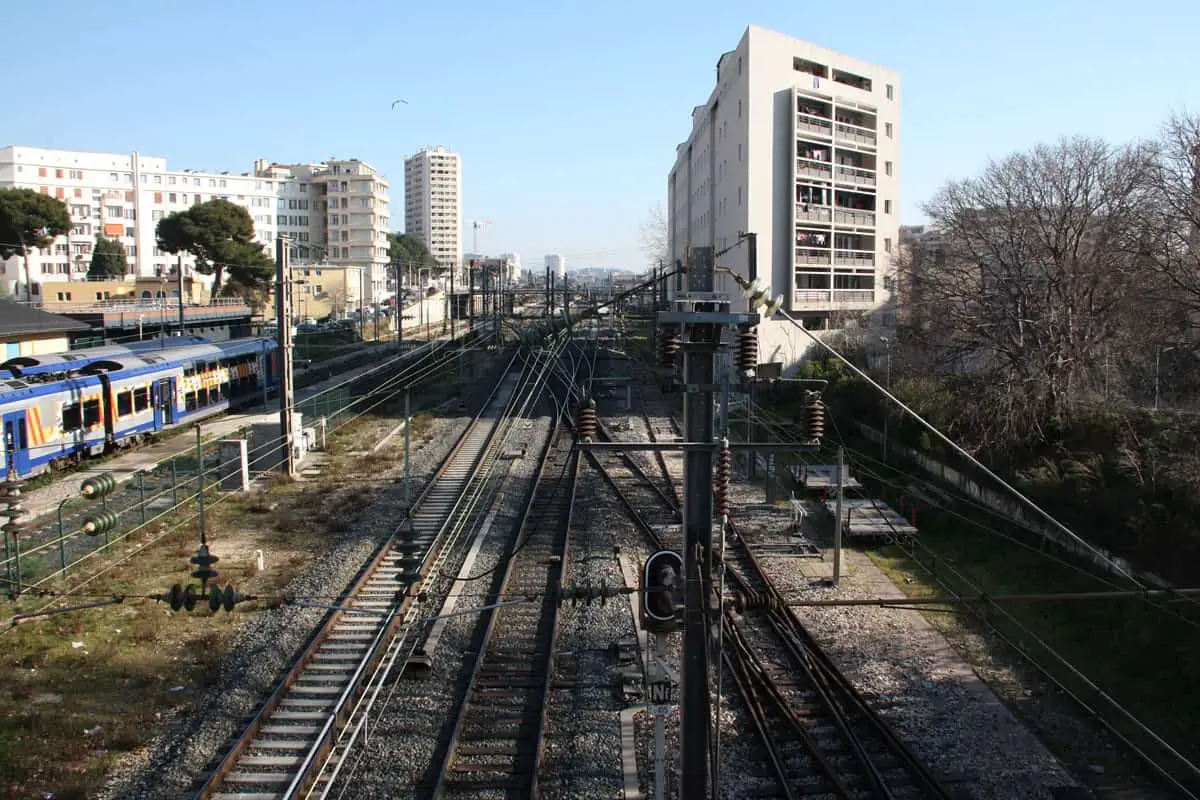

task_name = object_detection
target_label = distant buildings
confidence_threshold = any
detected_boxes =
[0,145,393,304]
[667,25,900,366]
[404,146,462,269]
[544,254,566,279]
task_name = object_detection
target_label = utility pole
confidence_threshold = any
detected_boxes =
[448,267,455,339]
[404,390,411,506]
[275,237,296,478]
[680,246,716,799]
[177,254,185,335]
[833,445,844,586]
[468,263,476,332]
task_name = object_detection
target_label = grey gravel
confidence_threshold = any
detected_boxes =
[731,473,1082,800]
[325,413,553,799]
[95,409,474,800]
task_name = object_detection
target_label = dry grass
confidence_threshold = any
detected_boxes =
[0,407,443,799]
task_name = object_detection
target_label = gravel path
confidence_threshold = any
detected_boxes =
[324,414,553,799]
[95,407,475,800]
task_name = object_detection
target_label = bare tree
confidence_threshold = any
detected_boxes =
[1141,111,1200,321]
[638,202,669,268]
[908,136,1156,443]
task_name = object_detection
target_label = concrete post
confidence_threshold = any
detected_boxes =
[218,439,250,493]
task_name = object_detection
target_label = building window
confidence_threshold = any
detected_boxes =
[885,122,893,138]
[886,84,894,100]
[884,237,892,253]
[737,100,742,118]
[885,161,893,176]
[736,187,742,206]
[125,226,135,238]
[884,199,892,214]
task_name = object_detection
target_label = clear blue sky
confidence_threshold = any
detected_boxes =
[5,0,1200,271]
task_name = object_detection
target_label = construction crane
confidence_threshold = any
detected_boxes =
[469,219,493,254]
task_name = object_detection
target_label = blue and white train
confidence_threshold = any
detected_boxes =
[0,336,212,381]
[0,337,280,479]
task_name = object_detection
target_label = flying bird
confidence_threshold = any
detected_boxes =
[391,99,408,109]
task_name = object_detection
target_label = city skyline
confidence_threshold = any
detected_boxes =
[3,0,1200,271]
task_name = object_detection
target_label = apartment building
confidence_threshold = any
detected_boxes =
[255,158,391,305]
[544,254,566,280]
[404,146,462,269]
[667,26,900,365]
[0,146,392,305]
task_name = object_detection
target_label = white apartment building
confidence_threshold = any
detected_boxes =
[667,26,900,366]
[404,146,462,269]
[544,254,566,280]
[255,158,392,304]
[0,146,392,305]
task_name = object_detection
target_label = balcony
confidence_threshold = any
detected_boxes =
[835,166,876,187]
[834,209,876,227]
[792,289,876,308]
[796,249,831,266]
[835,123,877,147]
[796,115,833,139]
[796,161,833,181]
[796,205,831,223]
[834,250,876,268]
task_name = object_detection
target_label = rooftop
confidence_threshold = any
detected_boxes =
[0,299,92,337]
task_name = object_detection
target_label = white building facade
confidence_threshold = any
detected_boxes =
[544,254,566,280]
[0,146,392,305]
[667,26,900,366]
[403,146,462,269]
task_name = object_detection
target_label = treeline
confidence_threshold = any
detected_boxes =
[820,111,1200,582]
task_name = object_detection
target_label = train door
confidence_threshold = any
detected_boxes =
[3,411,30,477]
[154,378,175,428]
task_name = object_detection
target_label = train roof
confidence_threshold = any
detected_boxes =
[0,335,211,377]
[80,337,276,375]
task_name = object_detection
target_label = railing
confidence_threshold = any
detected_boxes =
[796,161,833,180]
[796,116,833,138]
[835,209,876,227]
[835,124,877,147]
[796,206,832,223]
[40,296,250,312]
[836,166,876,186]
[796,251,832,265]
[792,289,876,306]
[834,250,876,267]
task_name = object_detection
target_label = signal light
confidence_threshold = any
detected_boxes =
[642,549,684,632]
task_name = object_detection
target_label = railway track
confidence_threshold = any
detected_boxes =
[720,529,951,799]
[590,383,949,798]
[433,417,580,797]
[194,352,525,800]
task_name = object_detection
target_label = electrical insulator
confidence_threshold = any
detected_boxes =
[81,473,118,500]
[208,584,249,613]
[714,446,732,517]
[806,399,826,441]
[732,590,779,613]
[1,478,27,542]
[81,510,120,537]
[189,543,220,586]
[736,329,758,375]
[659,329,682,369]
[575,399,598,441]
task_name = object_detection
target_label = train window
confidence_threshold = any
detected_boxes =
[133,387,150,412]
[184,367,194,377]
[83,399,102,427]
[62,403,82,431]
[116,391,133,417]
[185,391,197,411]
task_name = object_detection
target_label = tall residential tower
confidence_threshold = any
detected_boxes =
[403,146,462,269]
[667,26,900,366]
